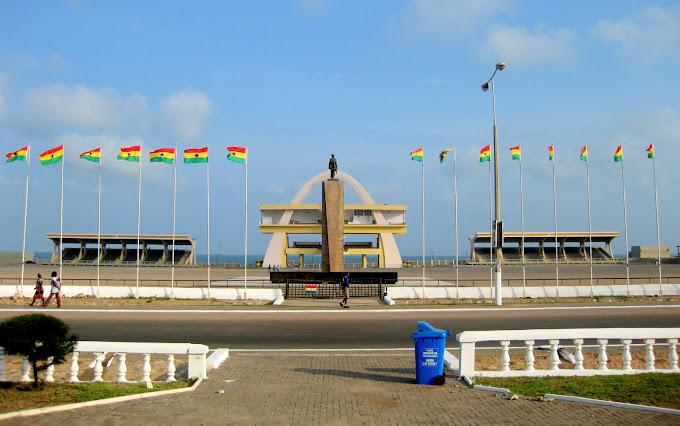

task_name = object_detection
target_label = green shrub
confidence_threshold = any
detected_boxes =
[0,314,78,388]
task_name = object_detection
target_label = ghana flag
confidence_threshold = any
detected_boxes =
[580,145,588,161]
[117,145,141,162]
[646,143,654,159]
[149,148,175,164]
[614,145,623,162]
[79,148,101,163]
[410,147,423,162]
[480,145,491,162]
[39,145,64,166]
[227,146,247,164]
[510,145,521,160]
[6,146,28,163]
[184,147,208,164]
[439,147,452,163]
[548,145,554,161]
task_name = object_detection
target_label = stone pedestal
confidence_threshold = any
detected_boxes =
[321,180,344,272]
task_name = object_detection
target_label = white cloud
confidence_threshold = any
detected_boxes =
[399,0,514,42]
[22,84,148,132]
[160,88,212,142]
[593,5,680,59]
[483,25,576,68]
[297,0,331,16]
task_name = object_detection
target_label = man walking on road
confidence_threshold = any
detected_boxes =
[340,273,350,308]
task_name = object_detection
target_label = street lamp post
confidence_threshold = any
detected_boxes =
[482,62,506,306]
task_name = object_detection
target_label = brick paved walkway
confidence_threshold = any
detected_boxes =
[5,353,679,425]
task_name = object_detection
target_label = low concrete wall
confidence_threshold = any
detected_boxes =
[0,284,282,301]
[387,283,680,299]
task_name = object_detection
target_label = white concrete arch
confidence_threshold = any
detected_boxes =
[263,171,403,268]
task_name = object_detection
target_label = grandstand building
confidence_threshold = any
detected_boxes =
[46,233,196,265]
[468,231,620,264]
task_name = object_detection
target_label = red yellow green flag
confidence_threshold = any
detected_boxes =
[510,145,521,160]
[117,145,141,162]
[80,148,101,163]
[614,145,623,162]
[410,147,423,162]
[149,148,175,164]
[439,147,452,163]
[479,145,491,163]
[580,145,588,161]
[646,144,654,159]
[184,147,208,164]
[227,146,247,164]
[39,145,64,166]
[6,146,28,163]
[548,145,554,161]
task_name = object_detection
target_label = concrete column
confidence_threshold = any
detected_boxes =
[142,243,148,263]
[361,254,367,269]
[162,243,168,262]
[78,242,85,260]
[298,254,304,268]
[321,180,345,272]
[120,244,126,263]
[281,234,288,267]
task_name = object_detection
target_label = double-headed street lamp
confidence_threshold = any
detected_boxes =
[482,61,506,306]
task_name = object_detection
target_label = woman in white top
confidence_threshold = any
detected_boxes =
[43,271,62,308]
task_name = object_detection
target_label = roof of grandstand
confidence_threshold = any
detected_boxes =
[46,233,195,246]
[469,231,619,244]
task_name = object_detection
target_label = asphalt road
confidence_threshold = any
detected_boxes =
[1,305,678,349]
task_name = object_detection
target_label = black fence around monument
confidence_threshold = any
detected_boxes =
[283,280,386,299]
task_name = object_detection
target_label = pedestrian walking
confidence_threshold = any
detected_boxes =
[43,271,62,308]
[339,273,350,308]
[29,273,44,306]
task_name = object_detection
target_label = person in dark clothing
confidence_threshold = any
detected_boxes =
[339,273,350,308]
[29,274,44,306]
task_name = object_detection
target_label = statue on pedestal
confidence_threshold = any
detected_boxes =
[329,154,338,179]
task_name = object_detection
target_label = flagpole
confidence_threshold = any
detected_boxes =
[96,149,102,298]
[619,149,630,296]
[135,143,143,296]
[206,154,211,298]
[651,149,662,295]
[59,144,65,280]
[519,152,526,297]
[585,145,593,297]
[421,151,425,299]
[551,149,559,298]
[171,143,177,300]
[244,146,248,299]
[488,158,493,299]
[453,145,459,299]
[19,145,31,297]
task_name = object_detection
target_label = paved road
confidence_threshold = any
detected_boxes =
[1,304,678,348]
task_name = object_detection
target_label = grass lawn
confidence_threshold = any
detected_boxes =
[475,374,680,409]
[0,381,191,414]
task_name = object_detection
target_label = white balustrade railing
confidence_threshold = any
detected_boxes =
[457,328,680,378]
[0,341,209,383]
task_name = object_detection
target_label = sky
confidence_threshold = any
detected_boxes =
[1,0,679,258]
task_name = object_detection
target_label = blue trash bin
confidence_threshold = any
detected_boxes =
[412,321,451,385]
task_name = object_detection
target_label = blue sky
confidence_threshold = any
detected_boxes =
[1,0,679,257]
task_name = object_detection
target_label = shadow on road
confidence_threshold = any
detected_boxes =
[295,368,413,384]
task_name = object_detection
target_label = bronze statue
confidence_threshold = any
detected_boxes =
[329,154,338,179]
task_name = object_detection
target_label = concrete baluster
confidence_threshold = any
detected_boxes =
[549,340,560,371]
[117,353,128,382]
[0,347,5,382]
[166,354,176,382]
[44,357,55,382]
[574,339,584,370]
[669,339,678,370]
[68,352,80,382]
[524,340,535,371]
[597,339,608,370]
[20,358,31,382]
[645,339,656,371]
[93,352,104,382]
[500,341,510,372]
[141,353,151,383]
[621,339,632,370]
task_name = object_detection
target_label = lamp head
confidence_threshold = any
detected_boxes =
[481,82,490,92]
[496,62,506,71]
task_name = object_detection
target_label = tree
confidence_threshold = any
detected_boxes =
[0,314,78,388]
